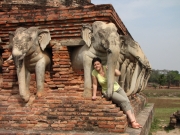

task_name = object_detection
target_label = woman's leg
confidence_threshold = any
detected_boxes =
[112,87,132,112]
[112,87,142,128]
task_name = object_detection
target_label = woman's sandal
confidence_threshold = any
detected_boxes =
[131,121,142,129]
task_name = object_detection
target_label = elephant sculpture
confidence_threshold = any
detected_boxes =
[8,27,51,103]
[118,35,151,96]
[71,21,121,99]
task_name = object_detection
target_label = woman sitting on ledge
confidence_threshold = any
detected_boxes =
[91,57,142,129]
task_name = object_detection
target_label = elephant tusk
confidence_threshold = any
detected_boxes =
[18,53,26,60]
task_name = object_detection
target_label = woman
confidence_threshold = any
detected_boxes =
[91,57,142,129]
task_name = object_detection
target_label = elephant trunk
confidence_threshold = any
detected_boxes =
[106,49,119,99]
[14,57,30,102]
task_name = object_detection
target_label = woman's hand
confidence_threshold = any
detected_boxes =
[92,95,97,100]
[115,69,121,76]
[106,66,121,76]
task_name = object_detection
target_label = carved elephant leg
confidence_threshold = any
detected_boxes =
[35,58,46,97]
[124,63,133,92]
[136,68,146,93]
[141,69,151,91]
[133,68,145,94]
[119,59,129,89]
[126,62,140,96]
[119,61,126,88]
[24,69,36,106]
[82,53,93,98]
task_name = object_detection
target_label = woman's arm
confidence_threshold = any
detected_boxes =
[92,75,98,100]
[115,69,121,76]
[106,66,121,76]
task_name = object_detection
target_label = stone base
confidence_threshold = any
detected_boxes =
[126,103,154,135]
[0,85,154,135]
[0,103,154,135]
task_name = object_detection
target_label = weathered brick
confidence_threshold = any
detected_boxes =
[99,124,115,129]
[98,117,115,121]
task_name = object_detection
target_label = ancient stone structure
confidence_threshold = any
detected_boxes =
[170,110,180,128]
[0,0,153,134]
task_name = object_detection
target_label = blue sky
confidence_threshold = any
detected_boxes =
[91,0,180,72]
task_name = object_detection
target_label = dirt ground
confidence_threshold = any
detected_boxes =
[152,128,180,135]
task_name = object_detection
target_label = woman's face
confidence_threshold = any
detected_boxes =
[93,61,102,71]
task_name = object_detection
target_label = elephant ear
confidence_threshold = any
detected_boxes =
[38,29,51,51]
[81,24,92,47]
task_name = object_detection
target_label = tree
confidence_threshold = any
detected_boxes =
[158,74,166,87]
[148,69,159,83]
[167,71,180,88]
[148,69,180,88]
[174,72,180,86]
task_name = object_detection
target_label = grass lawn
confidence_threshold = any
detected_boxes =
[142,89,180,133]
[143,89,180,97]
[148,98,180,124]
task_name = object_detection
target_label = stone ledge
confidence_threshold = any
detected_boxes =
[126,103,154,135]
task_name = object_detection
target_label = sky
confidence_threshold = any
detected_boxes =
[91,0,180,72]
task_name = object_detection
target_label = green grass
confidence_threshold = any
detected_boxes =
[149,97,180,126]
[143,89,180,97]
[150,117,161,133]
[154,107,179,124]
[142,89,180,134]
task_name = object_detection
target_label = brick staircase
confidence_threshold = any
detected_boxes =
[0,86,130,133]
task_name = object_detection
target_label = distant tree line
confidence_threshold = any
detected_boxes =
[148,69,180,88]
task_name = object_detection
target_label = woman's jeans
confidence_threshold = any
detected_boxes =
[111,87,132,112]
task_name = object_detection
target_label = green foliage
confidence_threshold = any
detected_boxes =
[150,117,161,133]
[149,69,180,87]
[152,83,158,89]
[149,70,159,83]
[158,74,166,86]
[167,71,180,86]
[167,71,178,86]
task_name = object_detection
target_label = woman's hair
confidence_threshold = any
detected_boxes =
[92,57,102,65]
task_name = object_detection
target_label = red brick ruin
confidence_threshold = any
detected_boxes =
[0,0,152,134]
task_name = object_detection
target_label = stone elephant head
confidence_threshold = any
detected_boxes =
[71,21,120,99]
[9,27,51,104]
